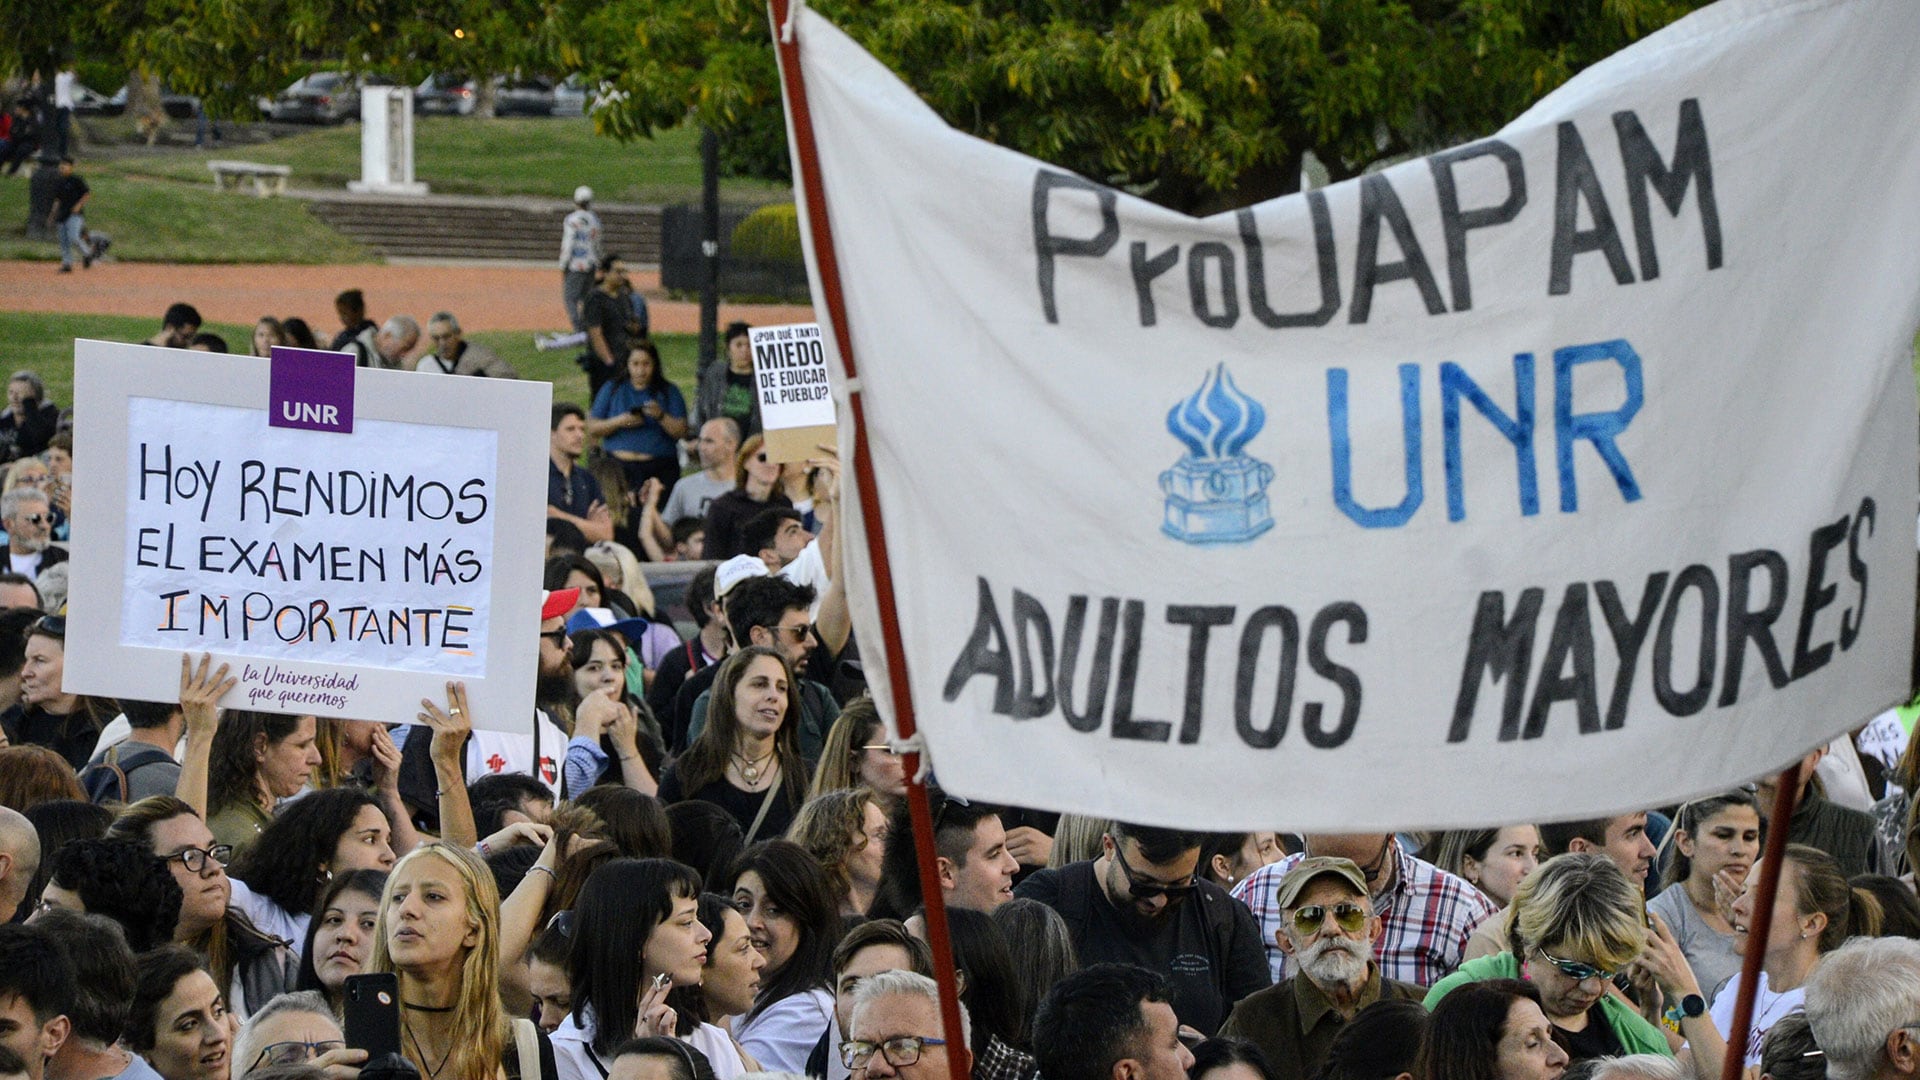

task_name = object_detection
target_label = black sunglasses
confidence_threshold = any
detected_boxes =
[1113,843,1197,900]
[31,615,63,638]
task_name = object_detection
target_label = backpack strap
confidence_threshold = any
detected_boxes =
[512,1018,547,1080]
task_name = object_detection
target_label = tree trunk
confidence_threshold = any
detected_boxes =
[125,70,162,123]
[474,75,497,119]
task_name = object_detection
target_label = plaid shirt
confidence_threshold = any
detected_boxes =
[1231,841,1496,988]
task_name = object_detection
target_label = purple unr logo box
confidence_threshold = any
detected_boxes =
[269,347,355,433]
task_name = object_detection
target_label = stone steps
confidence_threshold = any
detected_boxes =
[306,195,663,263]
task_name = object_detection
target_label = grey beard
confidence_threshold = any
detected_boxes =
[1298,936,1370,988]
[14,535,46,554]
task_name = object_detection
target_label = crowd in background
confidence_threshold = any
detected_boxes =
[0,291,1915,1080]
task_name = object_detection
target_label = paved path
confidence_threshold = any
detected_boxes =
[0,260,815,333]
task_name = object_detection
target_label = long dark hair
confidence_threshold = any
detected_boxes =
[666,893,736,1027]
[1416,979,1543,1080]
[569,858,704,1055]
[571,786,671,859]
[293,869,388,1003]
[667,802,745,890]
[946,907,1027,1055]
[628,340,669,394]
[1663,790,1762,889]
[728,840,839,1023]
[676,646,805,804]
[232,787,386,916]
[207,711,306,816]
[107,796,274,998]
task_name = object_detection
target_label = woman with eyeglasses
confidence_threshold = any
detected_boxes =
[293,869,388,1014]
[229,786,399,953]
[369,841,556,1080]
[807,698,908,808]
[204,710,325,859]
[0,615,113,770]
[1424,853,1670,1063]
[787,787,889,917]
[128,945,238,1080]
[660,647,808,844]
[1644,790,1762,1000]
[232,991,365,1076]
[728,840,840,1074]
[554,858,741,1080]
[109,796,298,1020]
[701,434,790,561]
[1634,843,1879,1074]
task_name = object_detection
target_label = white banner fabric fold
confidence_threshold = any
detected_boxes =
[784,0,1920,830]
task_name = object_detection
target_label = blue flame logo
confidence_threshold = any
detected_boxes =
[1159,364,1274,544]
[1166,364,1267,459]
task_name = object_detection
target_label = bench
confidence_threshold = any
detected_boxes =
[207,160,292,197]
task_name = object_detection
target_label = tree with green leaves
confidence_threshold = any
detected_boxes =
[548,0,1711,214]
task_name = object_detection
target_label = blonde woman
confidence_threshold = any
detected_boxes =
[786,787,887,916]
[370,842,554,1079]
[1424,853,1669,1063]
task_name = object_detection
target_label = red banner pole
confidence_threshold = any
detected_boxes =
[763,5,971,1079]
[1719,764,1802,1080]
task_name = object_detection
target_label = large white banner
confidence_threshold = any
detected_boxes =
[784,0,1920,830]
[68,343,550,731]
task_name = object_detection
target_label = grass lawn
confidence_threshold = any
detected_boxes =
[90,118,788,206]
[0,311,700,413]
[0,175,374,264]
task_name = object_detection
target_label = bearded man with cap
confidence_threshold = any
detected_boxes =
[560,184,602,331]
[1217,857,1423,1080]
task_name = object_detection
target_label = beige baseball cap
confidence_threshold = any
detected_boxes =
[1275,856,1369,909]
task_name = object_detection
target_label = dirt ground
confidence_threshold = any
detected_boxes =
[0,260,815,333]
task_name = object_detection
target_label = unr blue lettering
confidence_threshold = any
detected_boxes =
[1328,363,1423,528]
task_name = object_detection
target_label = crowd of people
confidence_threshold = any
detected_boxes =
[0,284,1914,1080]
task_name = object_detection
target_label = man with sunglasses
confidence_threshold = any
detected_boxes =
[1234,834,1496,989]
[0,487,63,580]
[1217,858,1421,1080]
[1016,822,1269,1036]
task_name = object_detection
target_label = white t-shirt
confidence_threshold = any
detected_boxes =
[397,712,570,793]
[778,539,830,617]
[54,71,75,109]
[1708,971,1804,1067]
[733,988,833,1075]
[228,878,310,956]
[552,1008,748,1080]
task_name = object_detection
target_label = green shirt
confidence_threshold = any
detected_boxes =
[1219,966,1423,1080]
[1422,953,1672,1057]
[207,798,272,861]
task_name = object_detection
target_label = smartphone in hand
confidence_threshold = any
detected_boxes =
[343,973,402,1061]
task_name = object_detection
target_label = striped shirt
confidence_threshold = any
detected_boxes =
[1232,841,1496,988]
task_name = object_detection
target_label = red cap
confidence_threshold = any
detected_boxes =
[541,588,580,622]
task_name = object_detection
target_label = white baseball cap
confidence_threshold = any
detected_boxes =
[573,185,593,205]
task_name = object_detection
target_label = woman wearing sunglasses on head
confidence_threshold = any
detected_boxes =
[1424,853,1671,1064]
[109,796,298,1021]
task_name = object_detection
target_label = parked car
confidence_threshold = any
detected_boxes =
[552,75,587,117]
[270,72,360,123]
[70,83,122,115]
[494,76,556,117]
[415,72,477,115]
[101,83,201,119]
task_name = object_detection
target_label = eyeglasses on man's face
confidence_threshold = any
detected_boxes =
[1290,902,1367,935]
[841,1036,947,1072]
[1113,843,1197,901]
[252,1040,345,1070]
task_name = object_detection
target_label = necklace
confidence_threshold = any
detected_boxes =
[405,1019,455,1079]
[732,746,775,783]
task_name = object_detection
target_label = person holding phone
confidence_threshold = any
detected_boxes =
[369,841,555,1079]
[588,341,689,507]
[553,858,732,1080]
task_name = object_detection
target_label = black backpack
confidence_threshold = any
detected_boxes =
[79,743,175,805]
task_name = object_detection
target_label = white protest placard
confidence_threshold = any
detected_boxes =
[783,0,1920,830]
[749,322,837,462]
[66,343,551,730]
